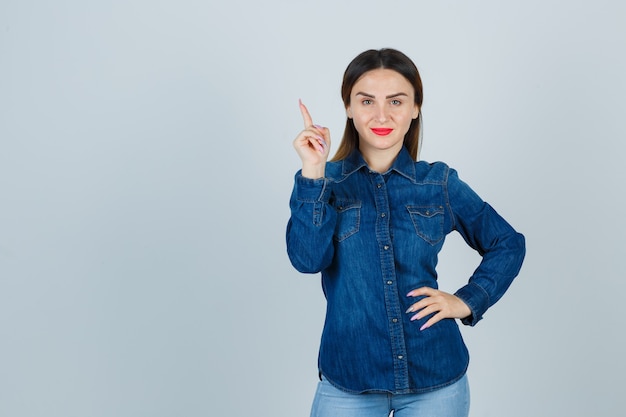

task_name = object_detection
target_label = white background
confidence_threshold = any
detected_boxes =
[1,1,625,416]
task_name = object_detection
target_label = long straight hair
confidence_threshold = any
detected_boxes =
[331,49,424,162]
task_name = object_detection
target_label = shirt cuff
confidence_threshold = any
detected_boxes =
[294,173,332,203]
[454,282,490,326]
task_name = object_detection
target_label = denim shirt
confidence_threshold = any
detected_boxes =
[286,147,525,394]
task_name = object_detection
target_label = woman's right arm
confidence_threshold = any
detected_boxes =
[286,175,336,273]
[286,101,336,273]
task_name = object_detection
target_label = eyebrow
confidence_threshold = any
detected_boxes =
[355,92,409,99]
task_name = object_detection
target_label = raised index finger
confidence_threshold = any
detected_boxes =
[299,99,314,128]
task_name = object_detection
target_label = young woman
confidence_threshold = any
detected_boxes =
[286,48,525,417]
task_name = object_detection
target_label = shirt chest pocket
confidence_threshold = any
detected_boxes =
[332,199,361,242]
[406,205,444,245]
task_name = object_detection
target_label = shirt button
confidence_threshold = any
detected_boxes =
[397,355,404,360]
[392,318,398,323]
[377,184,382,188]
[383,245,389,250]
[381,213,386,218]
[386,280,393,285]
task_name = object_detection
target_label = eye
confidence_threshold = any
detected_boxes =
[391,99,402,105]
[362,99,373,105]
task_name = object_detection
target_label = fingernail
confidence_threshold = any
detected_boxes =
[313,124,324,129]
[411,314,419,321]
[405,307,413,314]
[420,324,428,331]
[317,137,327,147]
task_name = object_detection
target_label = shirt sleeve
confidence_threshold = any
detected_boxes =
[446,168,526,326]
[286,172,337,273]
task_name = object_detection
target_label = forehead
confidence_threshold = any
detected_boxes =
[351,68,414,95]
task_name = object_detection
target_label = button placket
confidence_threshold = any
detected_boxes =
[371,172,409,390]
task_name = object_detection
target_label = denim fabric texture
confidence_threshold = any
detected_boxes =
[310,374,470,417]
[286,147,525,394]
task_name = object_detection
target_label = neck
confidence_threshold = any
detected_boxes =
[360,145,401,173]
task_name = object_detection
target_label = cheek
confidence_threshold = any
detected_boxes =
[396,110,414,124]
[352,112,371,127]
[352,117,372,137]
[394,112,414,132]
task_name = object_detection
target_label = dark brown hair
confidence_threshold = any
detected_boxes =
[331,48,424,161]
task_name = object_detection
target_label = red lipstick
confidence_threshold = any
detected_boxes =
[371,128,393,136]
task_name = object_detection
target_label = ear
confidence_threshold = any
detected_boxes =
[346,107,352,119]
[412,105,420,119]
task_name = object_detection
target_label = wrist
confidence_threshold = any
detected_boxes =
[301,164,325,179]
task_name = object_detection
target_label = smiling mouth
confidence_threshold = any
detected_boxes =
[371,128,394,136]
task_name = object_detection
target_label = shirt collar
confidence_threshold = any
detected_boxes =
[342,147,417,181]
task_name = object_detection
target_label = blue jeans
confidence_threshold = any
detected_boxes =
[310,374,470,417]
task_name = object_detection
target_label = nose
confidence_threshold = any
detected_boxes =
[375,104,388,123]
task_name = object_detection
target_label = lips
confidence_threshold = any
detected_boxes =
[371,128,393,136]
